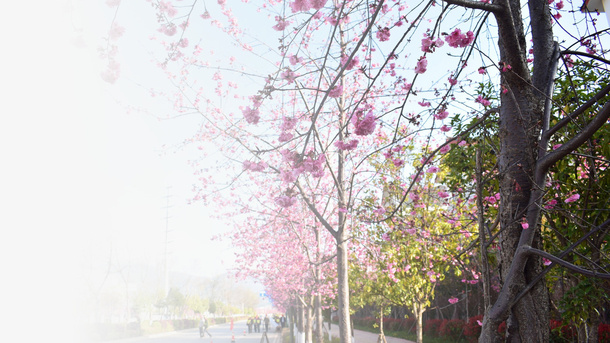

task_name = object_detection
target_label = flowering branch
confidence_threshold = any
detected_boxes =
[562,50,610,65]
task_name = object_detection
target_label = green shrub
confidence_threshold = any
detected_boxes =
[439,319,465,341]
[424,319,444,337]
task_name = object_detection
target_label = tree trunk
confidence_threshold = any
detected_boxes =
[336,26,351,343]
[305,299,313,343]
[413,302,425,343]
[315,293,323,343]
[479,0,554,340]
[377,307,387,343]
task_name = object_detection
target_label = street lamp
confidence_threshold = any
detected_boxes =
[581,0,610,26]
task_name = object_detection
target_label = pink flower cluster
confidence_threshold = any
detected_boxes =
[273,16,290,31]
[377,27,391,42]
[329,84,343,98]
[289,0,327,12]
[421,34,444,53]
[275,195,296,208]
[434,109,449,120]
[160,23,177,36]
[334,139,359,151]
[281,69,297,83]
[243,160,267,172]
[341,54,360,70]
[289,54,303,65]
[414,57,427,74]
[352,111,377,136]
[281,116,298,131]
[448,297,459,304]
[280,149,325,179]
[242,106,260,124]
[445,29,475,48]
[475,95,491,107]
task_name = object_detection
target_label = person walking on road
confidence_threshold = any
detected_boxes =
[247,316,253,333]
[264,315,270,332]
[255,315,262,333]
[199,317,212,337]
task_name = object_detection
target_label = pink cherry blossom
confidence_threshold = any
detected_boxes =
[289,54,303,65]
[334,139,359,151]
[434,109,449,120]
[445,29,475,48]
[438,191,450,198]
[109,23,125,40]
[353,112,377,136]
[414,57,427,74]
[243,160,267,172]
[440,125,451,132]
[329,84,343,98]
[475,95,491,107]
[279,132,293,142]
[565,194,580,203]
[448,297,459,304]
[448,77,457,86]
[543,258,552,266]
[521,222,529,230]
[478,67,486,74]
[418,101,431,107]
[421,35,444,53]
[161,23,177,36]
[159,1,178,17]
[273,16,290,31]
[544,199,557,209]
[426,166,439,173]
[341,54,360,70]
[281,69,297,83]
[376,27,391,42]
[281,117,298,131]
[242,106,260,124]
[275,196,296,208]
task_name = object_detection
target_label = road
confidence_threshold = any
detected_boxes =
[112,320,280,343]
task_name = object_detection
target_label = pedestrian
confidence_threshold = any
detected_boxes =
[264,314,270,332]
[255,315,262,333]
[280,315,286,328]
[199,317,212,337]
[247,316,253,333]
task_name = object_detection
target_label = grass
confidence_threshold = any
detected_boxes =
[351,323,469,343]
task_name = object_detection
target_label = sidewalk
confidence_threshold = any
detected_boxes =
[326,324,415,343]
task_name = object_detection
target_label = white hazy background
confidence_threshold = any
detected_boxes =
[1,2,237,341]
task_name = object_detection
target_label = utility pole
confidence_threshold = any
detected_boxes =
[162,187,173,300]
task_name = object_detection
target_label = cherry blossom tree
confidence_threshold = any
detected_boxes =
[351,144,477,343]
[96,0,610,341]
[228,200,337,343]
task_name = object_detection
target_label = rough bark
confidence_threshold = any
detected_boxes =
[479,0,554,340]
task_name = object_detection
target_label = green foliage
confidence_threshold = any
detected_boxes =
[543,59,610,329]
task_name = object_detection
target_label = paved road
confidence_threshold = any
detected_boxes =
[112,320,279,343]
[327,324,415,343]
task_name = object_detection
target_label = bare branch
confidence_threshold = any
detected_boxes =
[562,50,610,65]
[443,0,503,12]
[521,246,610,279]
[538,99,610,171]
[544,83,610,139]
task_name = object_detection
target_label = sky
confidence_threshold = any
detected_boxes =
[1,1,244,340]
